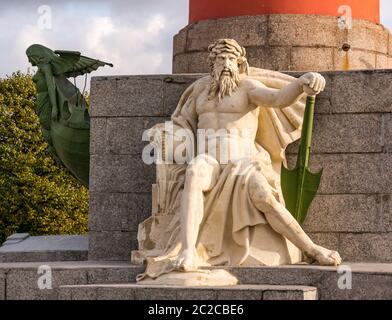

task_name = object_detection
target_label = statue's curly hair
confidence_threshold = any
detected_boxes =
[207,39,249,75]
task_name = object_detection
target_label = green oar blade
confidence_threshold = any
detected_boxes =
[281,165,323,224]
[281,165,299,218]
[299,167,323,224]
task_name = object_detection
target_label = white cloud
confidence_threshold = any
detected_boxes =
[0,0,188,79]
[380,0,392,26]
[147,14,166,34]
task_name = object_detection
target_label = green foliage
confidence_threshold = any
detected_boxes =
[0,72,88,243]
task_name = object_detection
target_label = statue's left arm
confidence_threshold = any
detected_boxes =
[39,63,59,120]
[248,72,326,109]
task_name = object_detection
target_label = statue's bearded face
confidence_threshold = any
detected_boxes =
[209,52,241,101]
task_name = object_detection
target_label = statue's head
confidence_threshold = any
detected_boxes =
[207,39,249,101]
[26,44,58,66]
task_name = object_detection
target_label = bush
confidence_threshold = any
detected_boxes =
[0,71,88,244]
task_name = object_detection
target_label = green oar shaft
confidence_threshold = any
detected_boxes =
[298,95,316,168]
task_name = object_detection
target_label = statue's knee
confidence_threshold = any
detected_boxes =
[249,176,277,212]
[185,166,199,179]
[185,158,219,191]
[185,162,210,182]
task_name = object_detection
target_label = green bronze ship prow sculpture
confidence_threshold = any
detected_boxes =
[26,44,113,187]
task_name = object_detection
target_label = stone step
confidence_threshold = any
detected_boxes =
[1,262,391,300]
[58,284,318,300]
[0,234,88,263]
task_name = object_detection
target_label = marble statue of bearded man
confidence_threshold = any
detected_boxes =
[136,39,341,283]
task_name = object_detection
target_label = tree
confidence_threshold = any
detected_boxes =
[0,72,88,244]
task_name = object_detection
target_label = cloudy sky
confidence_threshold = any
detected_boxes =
[1,0,392,82]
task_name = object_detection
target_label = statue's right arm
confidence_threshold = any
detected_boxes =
[40,63,58,120]
[247,78,304,109]
[247,73,325,109]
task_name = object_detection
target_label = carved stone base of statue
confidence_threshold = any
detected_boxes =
[137,269,238,287]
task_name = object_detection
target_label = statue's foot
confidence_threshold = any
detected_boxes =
[307,245,342,266]
[175,249,200,272]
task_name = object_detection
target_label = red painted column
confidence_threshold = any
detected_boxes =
[189,0,380,24]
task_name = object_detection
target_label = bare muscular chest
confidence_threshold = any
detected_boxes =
[195,87,252,115]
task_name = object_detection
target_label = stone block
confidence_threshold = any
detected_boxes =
[291,47,334,71]
[216,288,262,300]
[334,49,376,70]
[347,50,375,70]
[173,28,188,56]
[385,113,392,153]
[176,288,217,300]
[164,75,202,116]
[60,286,97,300]
[186,16,267,52]
[306,233,340,254]
[304,194,384,233]
[319,272,392,300]
[134,287,178,300]
[97,286,136,300]
[376,54,389,69]
[173,52,210,74]
[0,251,88,264]
[268,15,339,47]
[90,76,165,118]
[90,118,107,155]
[263,287,317,300]
[331,70,392,113]
[339,233,392,263]
[106,117,166,155]
[89,155,155,193]
[230,266,320,287]
[0,271,5,300]
[58,287,72,300]
[88,231,137,261]
[389,33,392,56]
[172,54,190,74]
[246,46,291,71]
[317,113,384,154]
[0,235,88,263]
[186,51,210,74]
[234,265,392,299]
[383,194,392,232]
[348,21,389,54]
[2,233,30,245]
[232,265,392,299]
[6,268,87,300]
[89,193,151,232]
[186,19,217,52]
[312,98,333,114]
[287,153,392,194]
[87,267,143,285]
[286,114,383,154]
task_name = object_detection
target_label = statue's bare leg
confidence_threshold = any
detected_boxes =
[249,171,342,266]
[177,154,220,271]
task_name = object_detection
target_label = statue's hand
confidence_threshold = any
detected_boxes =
[299,72,326,96]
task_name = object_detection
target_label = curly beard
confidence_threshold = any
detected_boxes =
[209,66,240,101]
